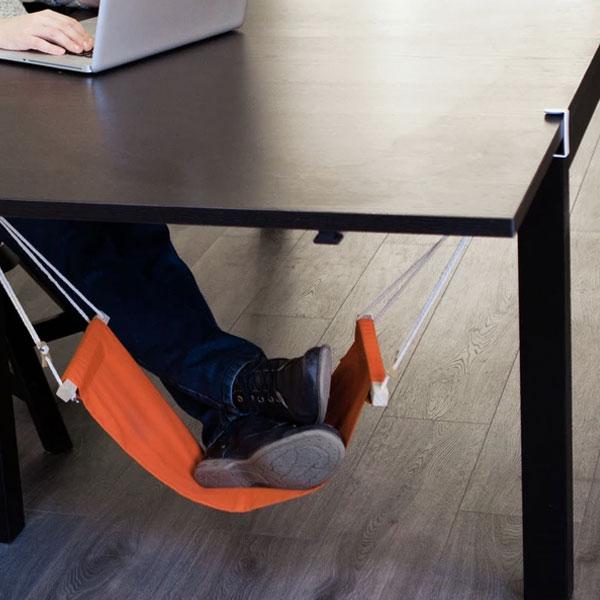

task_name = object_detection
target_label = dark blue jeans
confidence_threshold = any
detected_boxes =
[2,219,265,446]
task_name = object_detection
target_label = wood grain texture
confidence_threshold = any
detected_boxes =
[244,232,385,319]
[0,510,87,600]
[461,232,600,526]
[223,228,305,241]
[575,479,600,600]
[460,360,592,523]
[390,237,519,423]
[319,238,463,366]
[188,230,302,329]
[243,405,384,540]
[571,102,600,210]
[3,1,599,234]
[416,511,524,600]
[243,238,470,540]
[20,491,234,600]
[572,139,600,232]
[3,108,600,597]
[570,233,600,480]
[299,418,487,599]
[239,419,487,598]
[20,415,132,517]
[230,314,329,358]
[169,224,226,262]
[384,234,463,247]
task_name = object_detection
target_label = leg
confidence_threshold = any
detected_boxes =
[518,157,573,600]
[1,220,342,490]
[0,296,25,543]
[1,220,263,422]
[2,295,72,455]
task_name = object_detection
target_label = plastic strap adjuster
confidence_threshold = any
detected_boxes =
[35,340,50,368]
[56,379,79,403]
[370,377,390,407]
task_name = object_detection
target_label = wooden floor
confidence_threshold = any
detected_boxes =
[3,115,600,600]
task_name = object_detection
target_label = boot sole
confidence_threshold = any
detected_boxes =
[316,345,333,424]
[194,429,345,489]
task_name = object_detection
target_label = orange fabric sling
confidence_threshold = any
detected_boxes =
[0,218,465,513]
[62,317,386,512]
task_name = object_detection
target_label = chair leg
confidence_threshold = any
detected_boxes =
[0,298,24,543]
[2,295,72,455]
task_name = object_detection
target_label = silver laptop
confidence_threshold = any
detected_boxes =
[0,0,248,73]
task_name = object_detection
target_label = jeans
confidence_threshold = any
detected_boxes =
[2,219,265,447]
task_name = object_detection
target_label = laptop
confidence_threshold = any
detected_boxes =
[0,0,248,73]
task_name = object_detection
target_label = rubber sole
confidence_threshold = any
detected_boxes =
[316,345,333,423]
[194,429,345,489]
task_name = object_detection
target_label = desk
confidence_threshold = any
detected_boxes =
[0,1,599,598]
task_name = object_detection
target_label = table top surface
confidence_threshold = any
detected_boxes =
[0,0,599,235]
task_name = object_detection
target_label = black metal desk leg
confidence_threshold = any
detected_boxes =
[0,296,25,543]
[518,156,573,600]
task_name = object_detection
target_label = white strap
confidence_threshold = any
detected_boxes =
[360,236,448,322]
[355,235,470,408]
[392,237,471,370]
[0,266,63,387]
[0,217,105,323]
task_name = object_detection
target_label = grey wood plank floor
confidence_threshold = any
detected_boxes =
[2,109,600,599]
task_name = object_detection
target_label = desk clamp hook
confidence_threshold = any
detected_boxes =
[545,109,570,159]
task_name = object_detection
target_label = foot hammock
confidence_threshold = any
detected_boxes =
[0,218,469,512]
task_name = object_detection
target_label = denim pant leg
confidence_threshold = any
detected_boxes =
[2,219,265,445]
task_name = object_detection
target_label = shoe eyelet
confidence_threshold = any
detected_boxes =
[235,395,244,404]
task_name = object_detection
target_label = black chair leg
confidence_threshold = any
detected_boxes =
[2,295,72,455]
[0,298,25,543]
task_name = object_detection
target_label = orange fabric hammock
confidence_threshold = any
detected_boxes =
[62,316,386,513]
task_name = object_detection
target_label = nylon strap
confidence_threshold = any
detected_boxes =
[392,237,471,370]
[0,266,63,386]
[0,218,110,391]
[362,236,448,322]
[359,235,471,371]
[0,217,102,322]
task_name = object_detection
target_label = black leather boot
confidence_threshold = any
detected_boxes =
[232,346,332,425]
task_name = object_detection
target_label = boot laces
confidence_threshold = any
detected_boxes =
[235,360,287,406]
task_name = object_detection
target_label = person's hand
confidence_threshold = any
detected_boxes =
[0,10,94,56]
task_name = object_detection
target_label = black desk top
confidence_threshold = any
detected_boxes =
[1,0,599,236]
